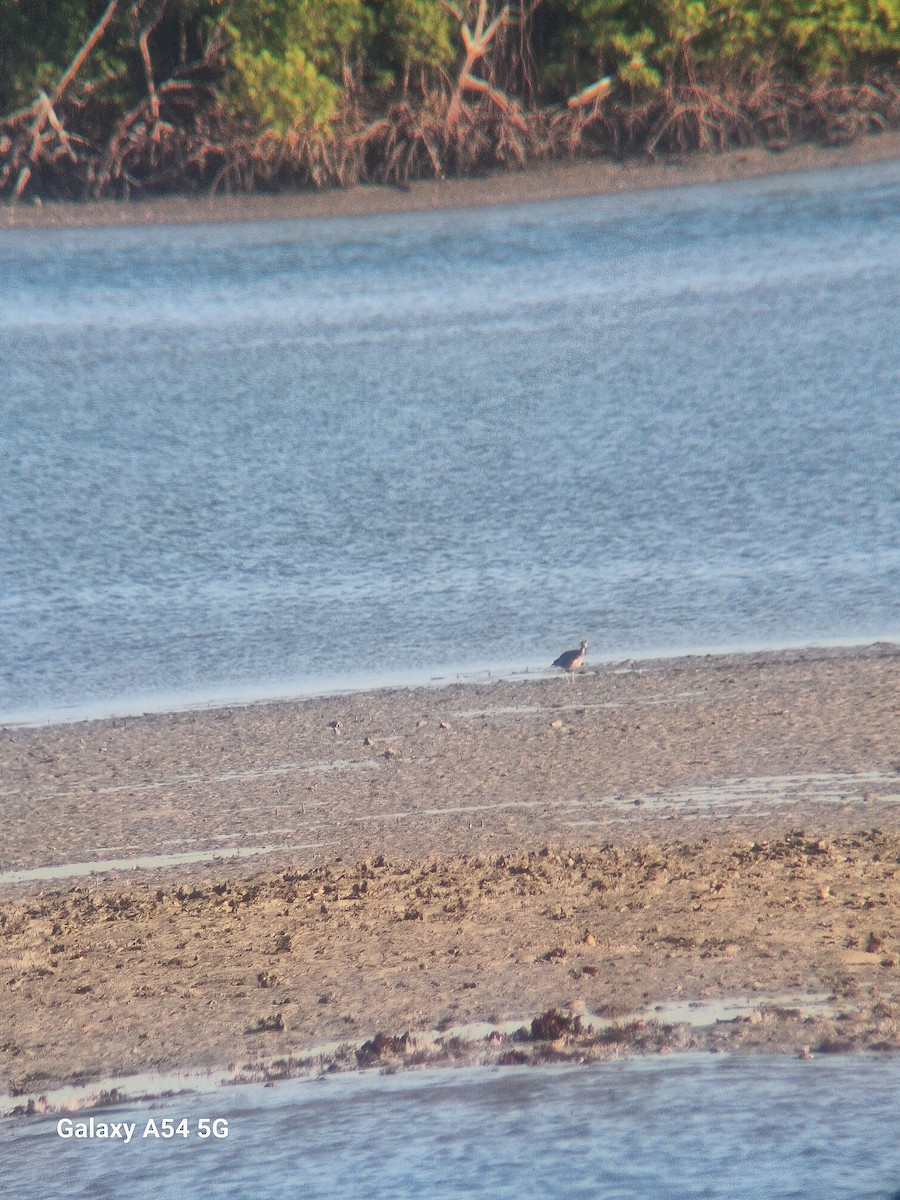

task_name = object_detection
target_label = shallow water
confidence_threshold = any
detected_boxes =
[1,161,899,723]
[5,1055,900,1199]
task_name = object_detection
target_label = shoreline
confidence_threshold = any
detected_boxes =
[2,131,900,231]
[2,641,898,880]
[2,643,899,1101]
[7,983,898,1117]
[5,632,896,733]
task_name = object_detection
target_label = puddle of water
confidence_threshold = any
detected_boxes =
[646,994,841,1026]
[631,771,896,812]
[553,771,896,825]
[432,993,840,1040]
[447,691,709,720]
[354,797,549,823]
[0,840,340,886]
[447,705,548,718]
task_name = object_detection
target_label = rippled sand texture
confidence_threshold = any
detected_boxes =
[1,644,899,1097]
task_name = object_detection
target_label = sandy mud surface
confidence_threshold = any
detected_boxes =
[2,132,899,231]
[1,644,899,1104]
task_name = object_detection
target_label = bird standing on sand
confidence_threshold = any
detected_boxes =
[552,640,588,681]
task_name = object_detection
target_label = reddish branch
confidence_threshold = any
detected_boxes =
[443,1,512,128]
[132,0,169,122]
[5,0,120,200]
[51,0,121,109]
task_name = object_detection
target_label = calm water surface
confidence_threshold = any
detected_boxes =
[1,161,899,721]
[4,1056,900,1199]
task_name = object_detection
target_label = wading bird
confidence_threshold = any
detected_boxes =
[552,640,587,681]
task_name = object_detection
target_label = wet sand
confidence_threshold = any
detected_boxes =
[2,131,900,231]
[1,644,899,1103]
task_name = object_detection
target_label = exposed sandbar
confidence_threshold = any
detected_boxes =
[1,643,898,1101]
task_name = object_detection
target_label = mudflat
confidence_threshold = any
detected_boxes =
[2,132,899,231]
[2,643,899,1101]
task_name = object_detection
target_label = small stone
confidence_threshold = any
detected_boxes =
[583,932,597,947]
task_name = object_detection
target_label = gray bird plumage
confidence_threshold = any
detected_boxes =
[552,640,587,680]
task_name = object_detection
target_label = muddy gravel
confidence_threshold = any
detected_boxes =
[1,644,898,1101]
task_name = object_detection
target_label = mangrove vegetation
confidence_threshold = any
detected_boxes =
[1,0,898,200]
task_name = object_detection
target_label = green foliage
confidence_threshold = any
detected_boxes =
[0,0,121,110]
[221,0,370,133]
[0,0,225,116]
[224,0,370,79]
[227,43,340,133]
[2,0,898,144]
[538,0,900,98]
[771,0,900,79]
[370,0,455,90]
